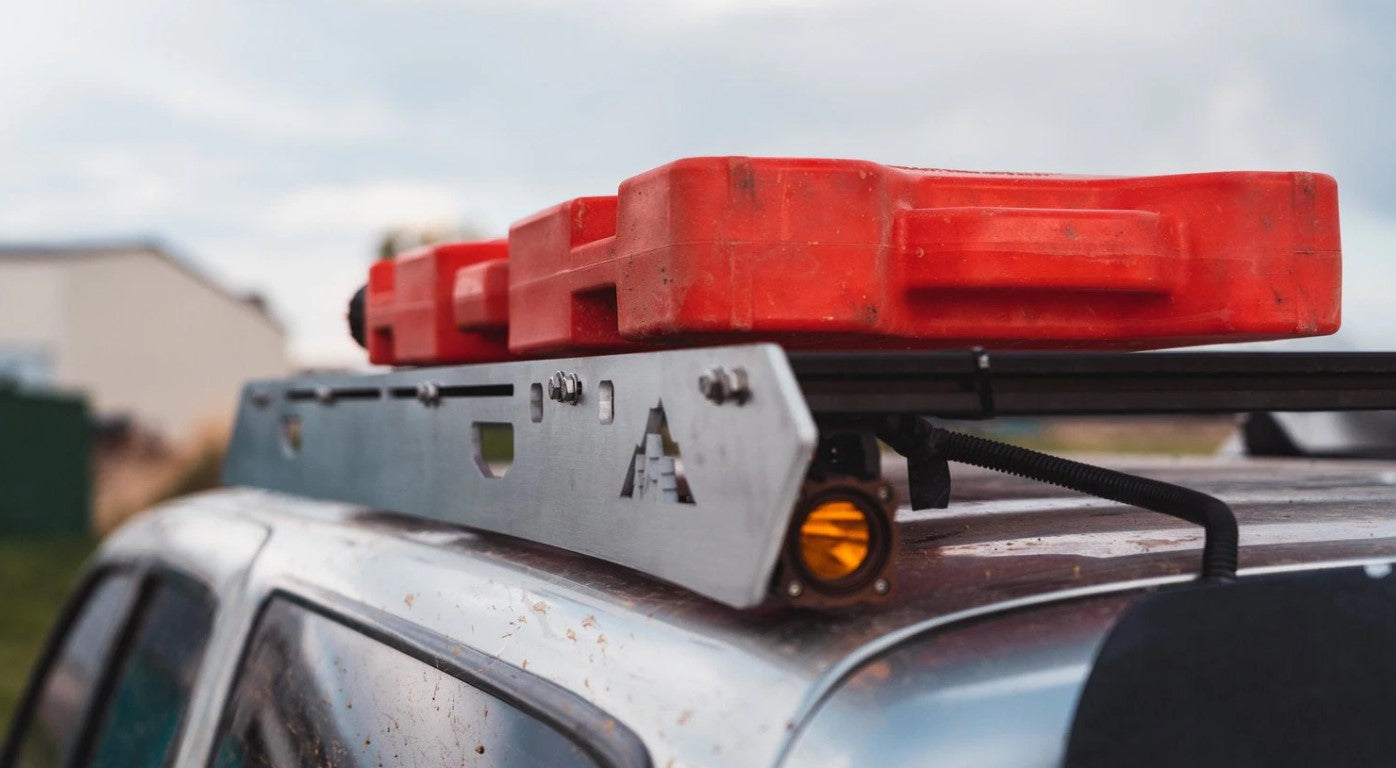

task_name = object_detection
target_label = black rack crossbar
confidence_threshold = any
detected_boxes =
[790,351,1396,417]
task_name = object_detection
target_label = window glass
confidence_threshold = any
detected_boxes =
[80,577,215,768]
[211,599,600,768]
[12,572,137,768]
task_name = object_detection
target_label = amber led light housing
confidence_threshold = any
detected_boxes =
[779,480,897,607]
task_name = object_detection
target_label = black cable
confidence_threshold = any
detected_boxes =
[884,417,1238,582]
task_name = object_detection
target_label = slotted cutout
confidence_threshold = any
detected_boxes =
[530,383,544,423]
[472,422,514,478]
[280,414,302,458]
[598,380,614,424]
[620,404,694,503]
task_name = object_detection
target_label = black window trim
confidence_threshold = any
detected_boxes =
[1,559,219,768]
[209,588,653,768]
[71,568,216,768]
[1,563,137,768]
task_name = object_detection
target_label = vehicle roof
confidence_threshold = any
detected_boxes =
[101,454,1396,768]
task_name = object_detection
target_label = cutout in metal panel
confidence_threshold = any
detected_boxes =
[620,404,694,503]
[388,384,511,399]
[280,414,302,458]
[598,380,615,424]
[472,422,514,478]
[529,383,544,423]
[286,386,380,403]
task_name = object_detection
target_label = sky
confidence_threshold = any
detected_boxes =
[2,0,1394,365]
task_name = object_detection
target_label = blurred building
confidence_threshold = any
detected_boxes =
[0,241,289,436]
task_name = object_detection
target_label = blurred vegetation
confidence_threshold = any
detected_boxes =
[0,424,225,729]
[477,422,514,476]
[154,438,224,502]
[93,422,227,534]
[375,222,488,260]
[0,536,95,727]
[951,416,1236,456]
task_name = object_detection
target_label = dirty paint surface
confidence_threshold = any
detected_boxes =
[211,598,597,768]
[92,453,1396,768]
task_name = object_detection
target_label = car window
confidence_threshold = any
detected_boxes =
[210,599,601,768]
[78,576,215,768]
[10,571,138,768]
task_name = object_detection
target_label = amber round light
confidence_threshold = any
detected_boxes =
[797,499,873,583]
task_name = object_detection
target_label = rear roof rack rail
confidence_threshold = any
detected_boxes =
[792,350,1396,418]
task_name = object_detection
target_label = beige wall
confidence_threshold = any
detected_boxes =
[0,261,66,349]
[50,252,290,436]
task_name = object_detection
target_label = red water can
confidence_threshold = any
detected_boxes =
[365,240,510,365]
[505,157,1340,356]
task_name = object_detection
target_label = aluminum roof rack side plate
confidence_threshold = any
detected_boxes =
[223,343,817,608]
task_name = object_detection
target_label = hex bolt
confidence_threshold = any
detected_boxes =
[698,366,751,405]
[548,371,582,404]
[873,578,891,596]
[416,381,441,406]
[724,367,750,403]
[877,484,893,503]
[314,385,335,405]
[697,370,720,400]
[786,580,805,598]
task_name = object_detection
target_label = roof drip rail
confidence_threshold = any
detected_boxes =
[880,416,1239,582]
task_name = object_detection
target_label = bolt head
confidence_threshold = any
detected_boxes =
[724,367,750,402]
[873,578,890,595]
[314,385,334,405]
[877,484,893,502]
[416,381,441,405]
[700,366,749,404]
[548,372,581,404]
[785,580,804,598]
[699,367,732,403]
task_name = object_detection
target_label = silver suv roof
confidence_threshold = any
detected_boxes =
[99,455,1396,767]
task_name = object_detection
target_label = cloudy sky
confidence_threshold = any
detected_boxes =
[3,0,1393,365]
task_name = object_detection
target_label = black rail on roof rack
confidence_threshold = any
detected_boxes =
[790,350,1396,417]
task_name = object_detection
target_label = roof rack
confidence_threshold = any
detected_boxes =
[223,345,1396,609]
[792,350,1396,417]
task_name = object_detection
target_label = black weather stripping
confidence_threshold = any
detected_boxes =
[881,416,1239,581]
